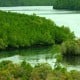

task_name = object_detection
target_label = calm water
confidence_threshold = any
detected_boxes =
[0,6,80,71]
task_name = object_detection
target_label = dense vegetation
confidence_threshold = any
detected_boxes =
[0,0,54,6]
[53,0,80,10]
[0,11,74,50]
[0,60,80,80]
[61,39,80,56]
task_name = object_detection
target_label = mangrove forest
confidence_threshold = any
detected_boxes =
[0,10,80,80]
[0,11,74,50]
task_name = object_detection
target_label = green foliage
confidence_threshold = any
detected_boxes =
[61,39,80,55]
[0,11,74,49]
[31,63,52,80]
[70,70,80,80]
[0,61,80,80]
[53,0,80,10]
[54,26,75,44]
[0,0,54,6]
[0,61,33,80]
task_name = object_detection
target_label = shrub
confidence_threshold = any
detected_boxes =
[0,61,80,80]
[31,63,52,80]
[61,39,80,55]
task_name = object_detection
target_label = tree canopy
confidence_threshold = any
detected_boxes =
[0,11,74,50]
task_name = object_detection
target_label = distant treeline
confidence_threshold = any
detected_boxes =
[0,11,74,50]
[53,0,80,10]
[0,0,54,6]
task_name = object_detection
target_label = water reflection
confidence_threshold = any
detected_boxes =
[0,46,56,67]
[62,56,80,65]
[62,56,80,71]
[0,46,80,70]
